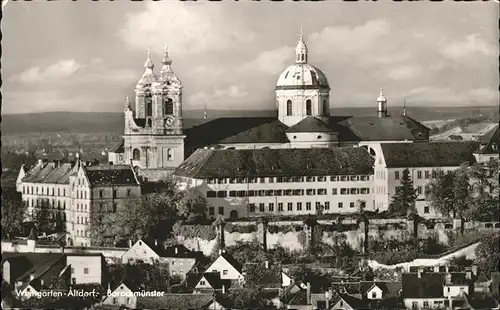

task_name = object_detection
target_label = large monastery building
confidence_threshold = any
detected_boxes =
[108,35,430,182]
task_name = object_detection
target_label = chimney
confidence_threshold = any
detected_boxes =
[222,284,226,294]
[471,265,478,276]
[265,260,269,269]
[40,279,44,287]
[30,274,35,281]
[128,239,132,248]
[417,268,423,279]
[154,239,158,246]
[445,266,449,273]
[306,282,311,305]
[219,249,222,255]
[108,282,111,291]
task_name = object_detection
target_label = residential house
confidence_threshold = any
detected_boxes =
[204,251,244,283]
[121,240,200,279]
[359,281,401,301]
[136,293,226,310]
[329,293,370,310]
[192,271,231,294]
[474,125,499,163]
[402,270,476,310]
[2,251,105,299]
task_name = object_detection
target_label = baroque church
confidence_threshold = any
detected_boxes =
[109,35,430,181]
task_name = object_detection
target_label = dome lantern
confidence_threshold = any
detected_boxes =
[295,29,308,64]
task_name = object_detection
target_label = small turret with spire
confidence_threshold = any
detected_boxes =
[377,88,388,118]
[137,48,157,86]
[295,28,308,64]
[158,44,180,84]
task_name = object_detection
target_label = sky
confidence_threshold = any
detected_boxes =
[2,1,499,114]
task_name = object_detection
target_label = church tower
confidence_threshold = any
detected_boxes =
[122,47,185,181]
[377,89,388,118]
[275,33,331,127]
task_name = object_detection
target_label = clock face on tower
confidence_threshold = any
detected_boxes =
[165,117,175,129]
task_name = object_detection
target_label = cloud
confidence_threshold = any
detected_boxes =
[11,59,84,83]
[442,34,495,60]
[308,19,391,56]
[387,65,423,80]
[118,2,255,55]
[189,86,248,106]
[239,46,292,75]
[469,88,498,101]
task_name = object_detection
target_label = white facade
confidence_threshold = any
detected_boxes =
[205,254,244,282]
[121,240,160,264]
[67,254,103,285]
[102,283,136,308]
[403,298,448,310]
[177,174,373,219]
[367,284,384,300]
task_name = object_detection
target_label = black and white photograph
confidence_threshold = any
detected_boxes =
[1,1,499,309]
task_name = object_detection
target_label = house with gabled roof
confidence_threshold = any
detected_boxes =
[474,124,499,163]
[121,239,201,279]
[193,271,232,294]
[359,280,401,301]
[204,251,244,283]
[329,292,370,310]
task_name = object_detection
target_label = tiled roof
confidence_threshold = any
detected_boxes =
[108,139,124,153]
[135,293,215,309]
[184,114,429,149]
[84,165,139,186]
[381,141,478,168]
[22,162,77,184]
[359,281,401,297]
[286,116,333,133]
[335,115,430,142]
[402,272,445,298]
[220,252,243,274]
[142,240,200,259]
[200,272,231,290]
[2,253,65,285]
[185,117,289,151]
[175,147,374,179]
[332,293,370,309]
[466,292,500,309]
[479,125,499,142]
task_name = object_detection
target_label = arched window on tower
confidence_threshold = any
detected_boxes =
[301,54,304,62]
[164,98,174,115]
[286,100,293,116]
[306,100,312,116]
[146,97,153,118]
[323,99,329,116]
[167,148,174,161]
[132,149,141,161]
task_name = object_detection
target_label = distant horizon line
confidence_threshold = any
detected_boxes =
[3,104,499,115]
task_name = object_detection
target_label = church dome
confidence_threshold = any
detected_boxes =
[276,63,329,90]
[275,34,329,90]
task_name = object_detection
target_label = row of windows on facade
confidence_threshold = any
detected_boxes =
[412,300,449,309]
[285,99,329,116]
[27,198,67,209]
[25,187,132,200]
[206,187,371,198]
[393,169,446,180]
[75,229,89,237]
[206,175,371,185]
[207,200,362,215]
[23,186,66,196]
[132,148,174,161]
[76,215,89,225]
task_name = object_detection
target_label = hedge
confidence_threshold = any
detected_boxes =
[172,223,216,240]
[225,223,257,234]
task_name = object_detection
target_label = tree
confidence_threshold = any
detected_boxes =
[33,198,54,235]
[1,198,28,240]
[356,200,369,254]
[177,188,207,222]
[468,160,499,221]
[475,234,500,276]
[388,168,418,216]
[426,169,457,218]
[453,164,473,235]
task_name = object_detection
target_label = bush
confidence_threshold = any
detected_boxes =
[172,223,216,240]
[372,250,417,265]
[225,223,257,234]
[267,225,295,234]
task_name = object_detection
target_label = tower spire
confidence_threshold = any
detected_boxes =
[162,44,172,66]
[204,102,208,120]
[144,47,154,70]
[403,99,407,116]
